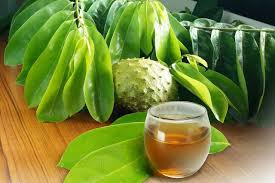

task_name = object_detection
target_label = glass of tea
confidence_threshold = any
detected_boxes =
[144,101,211,178]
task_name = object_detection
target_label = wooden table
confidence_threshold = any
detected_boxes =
[1,35,275,183]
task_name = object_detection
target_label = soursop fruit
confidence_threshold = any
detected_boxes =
[113,58,179,112]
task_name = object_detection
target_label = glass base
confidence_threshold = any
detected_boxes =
[156,168,199,179]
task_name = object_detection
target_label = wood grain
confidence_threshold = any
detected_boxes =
[0,35,275,183]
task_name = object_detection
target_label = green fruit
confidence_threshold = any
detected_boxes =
[113,58,179,112]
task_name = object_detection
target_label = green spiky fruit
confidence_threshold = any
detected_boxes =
[113,58,179,112]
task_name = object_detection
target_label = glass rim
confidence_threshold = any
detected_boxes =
[148,101,207,122]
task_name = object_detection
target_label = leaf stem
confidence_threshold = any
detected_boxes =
[190,26,275,33]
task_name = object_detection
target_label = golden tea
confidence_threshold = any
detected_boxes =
[144,114,211,178]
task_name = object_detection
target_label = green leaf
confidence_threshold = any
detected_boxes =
[63,137,149,183]
[62,36,87,118]
[171,12,198,22]
[12,0,38,23]
[109,2,140,63]
[16,10,73,85]
[171,62,228,122]
[257,32,275,124]
[211,23,239,84]
[5,0,72,66]
[24,20,75,108]
[58,122,145,169]
[139,1,156,55]
[200,68,248,119]
[235,25,265,117]
[168,13,192,52]
[87,0,115,33]
[190,18,216,68]
[153,1,181,65]
[103,0,126,36]
[84,24,114,122]
[112,112,147,125]
[210,126,230,154]
[184,54,208,70]
[82,0,97,11]
[36,30,80,122]
[105,2,128,45]
[91,156,149,183]
[9,0,59,39]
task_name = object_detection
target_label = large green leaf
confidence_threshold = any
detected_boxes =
[63,137,149,183]
[171,62,228,122]
[109,2,140,63]
[24,20,75,108]
[16,10,73,85]
[235,25,264,117]
[36,30,80,122]
[84,24,114,122]
[258,32,275,124]
[211,23,239,83]
[5,0,72,66]
[190,18,216,68]
[58,122,144,169]
[153,1,181,65]
[62,37,87,118]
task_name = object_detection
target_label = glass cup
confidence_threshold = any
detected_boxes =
[144,101,211,178]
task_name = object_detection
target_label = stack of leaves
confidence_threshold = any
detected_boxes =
[5,0,114,122]
[170,56,248,122]
[5,0,232,123]
[59,112,230,183]
[87,0,190,64]
[170,15,275,122]
[5,0,274,124]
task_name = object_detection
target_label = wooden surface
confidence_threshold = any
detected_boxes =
[0,35,275,183]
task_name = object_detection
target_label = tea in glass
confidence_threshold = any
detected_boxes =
[144,102,211,178]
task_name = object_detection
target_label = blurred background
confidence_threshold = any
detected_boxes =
[219,0,275,25]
